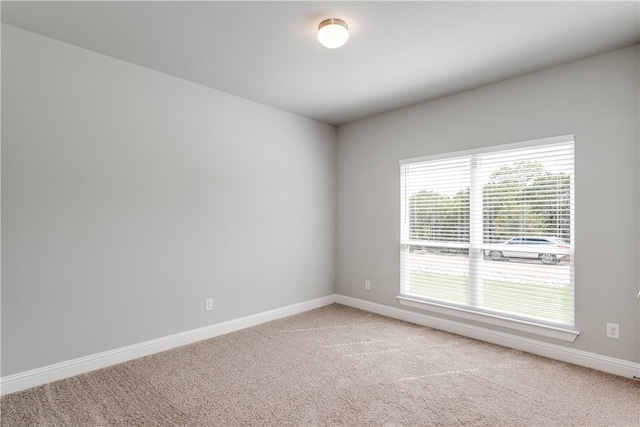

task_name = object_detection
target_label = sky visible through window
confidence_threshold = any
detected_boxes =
[404,143,573,199]
[401,138,575,326]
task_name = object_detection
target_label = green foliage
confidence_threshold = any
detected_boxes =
[409,161,571,244]
[409,188,469,242]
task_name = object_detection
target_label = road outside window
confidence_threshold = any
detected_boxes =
[400,136,575,327]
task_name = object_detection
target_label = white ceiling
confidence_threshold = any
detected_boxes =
[2,1,639,125]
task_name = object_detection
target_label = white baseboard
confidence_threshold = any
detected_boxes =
[3,293,637,396]
[335,295,640,379]
[0,295,337,396]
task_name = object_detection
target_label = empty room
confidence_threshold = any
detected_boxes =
[1,1,639,426]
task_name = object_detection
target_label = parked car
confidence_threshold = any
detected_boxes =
[486,236,570,265]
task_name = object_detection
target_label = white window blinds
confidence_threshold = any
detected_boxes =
[400,136,575,327]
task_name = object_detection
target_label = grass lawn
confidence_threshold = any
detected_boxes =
[407,271,572,324]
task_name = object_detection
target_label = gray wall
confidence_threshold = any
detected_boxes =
[337,45,640,362]
[1,25,336,376]
[3,22,638,378]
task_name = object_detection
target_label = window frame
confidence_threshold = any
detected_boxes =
[398,135,579,342]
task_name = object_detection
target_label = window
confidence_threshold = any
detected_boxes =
[399,135,575,337]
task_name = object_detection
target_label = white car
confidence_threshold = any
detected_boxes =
[487,237,570,265]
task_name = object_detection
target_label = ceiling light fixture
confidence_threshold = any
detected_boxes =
[317,18,349,49]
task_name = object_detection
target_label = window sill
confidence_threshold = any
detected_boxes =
[396,296,580,343]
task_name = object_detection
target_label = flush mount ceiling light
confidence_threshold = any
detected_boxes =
[317,18,349,49]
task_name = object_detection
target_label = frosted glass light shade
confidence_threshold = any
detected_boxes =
[317,18,349,49]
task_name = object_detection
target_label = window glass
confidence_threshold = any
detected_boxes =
[400,136,575,327]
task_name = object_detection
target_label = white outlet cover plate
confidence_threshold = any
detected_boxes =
[606,322,619,339]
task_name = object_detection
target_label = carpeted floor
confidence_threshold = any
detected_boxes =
[2,304,639,426]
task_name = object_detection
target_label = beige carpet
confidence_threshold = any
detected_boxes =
[2,304,639,426]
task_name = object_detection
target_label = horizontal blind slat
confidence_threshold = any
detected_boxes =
[401,137,574,327]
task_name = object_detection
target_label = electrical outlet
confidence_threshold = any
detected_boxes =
[205,298,213,311]
[365,280,371,290]
[606,322,619,339]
